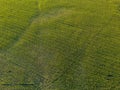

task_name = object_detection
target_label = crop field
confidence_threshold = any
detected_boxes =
[0,0,120,90]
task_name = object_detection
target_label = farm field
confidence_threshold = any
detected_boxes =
[0,0,120,90]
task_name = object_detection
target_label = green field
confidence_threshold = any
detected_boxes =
[0,0,120,90]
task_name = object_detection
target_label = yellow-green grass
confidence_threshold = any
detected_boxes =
[0,0,120,90]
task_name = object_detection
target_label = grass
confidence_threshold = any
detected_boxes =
[0,0,120,90]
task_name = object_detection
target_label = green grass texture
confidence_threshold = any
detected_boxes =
[0,0,120,90]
